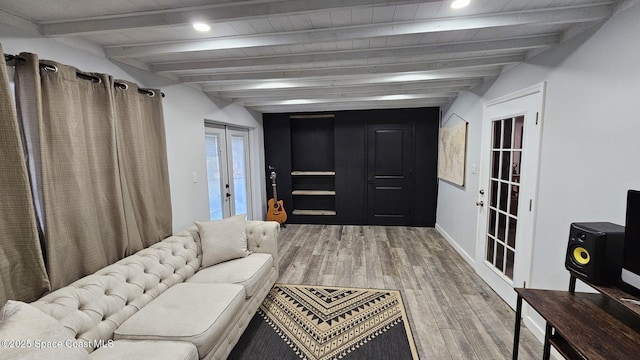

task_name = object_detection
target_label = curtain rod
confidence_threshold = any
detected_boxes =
[5,53,164,98]
[4,54,26,64]
[39,64,164,98]
[39,63,165,98]
[114,81,165,98]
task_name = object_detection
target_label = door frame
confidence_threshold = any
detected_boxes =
[475,82,546,309]
[204,123,253,219]
[366,122,415,225]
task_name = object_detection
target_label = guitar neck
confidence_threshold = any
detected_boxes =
[271,182,278,201]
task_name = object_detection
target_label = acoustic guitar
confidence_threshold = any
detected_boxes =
[266,168,287,224]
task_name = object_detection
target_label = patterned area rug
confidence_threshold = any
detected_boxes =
[229,284,419,360]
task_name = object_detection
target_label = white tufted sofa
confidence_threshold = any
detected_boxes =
[27,220,280,360]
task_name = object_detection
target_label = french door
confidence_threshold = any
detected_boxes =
[475,83,545,309]
[204,125,252,220]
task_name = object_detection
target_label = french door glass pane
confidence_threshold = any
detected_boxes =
[488,208,497,236]
[498,213,507,241]
[506,249,515,279]
[486,236,495,263]
[205,134,223,220]
[496,243,505,272]
[231,135,247,215]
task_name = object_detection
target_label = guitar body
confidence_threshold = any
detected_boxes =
[266,198,287,224]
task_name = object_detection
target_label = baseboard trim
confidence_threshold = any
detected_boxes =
[434,223,475,266]
[435,224,551,356]
[522,314,545,343]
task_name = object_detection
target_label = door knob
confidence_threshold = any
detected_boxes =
[476,201,484,207]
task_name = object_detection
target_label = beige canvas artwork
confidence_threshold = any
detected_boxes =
[438,121,467,186]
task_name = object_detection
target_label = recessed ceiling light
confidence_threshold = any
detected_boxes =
[254,81,297,89]
[193,22,211,32]
[451,0,470,9]
[283,99,314,105]
[378,94,415,101]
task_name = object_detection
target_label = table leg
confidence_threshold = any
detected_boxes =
[512,294,523,360]
[543,323,552,360]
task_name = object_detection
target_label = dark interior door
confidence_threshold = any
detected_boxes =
[367,123,414,225]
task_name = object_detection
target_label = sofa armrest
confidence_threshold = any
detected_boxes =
[246,221,280,277]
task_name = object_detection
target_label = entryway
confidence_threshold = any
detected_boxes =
[204,124,252,220]
[475,83,545,309]
[367,123,415,225]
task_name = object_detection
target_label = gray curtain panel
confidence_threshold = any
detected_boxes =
[13,53,173,291]
[113,80,172,254]
[0,45,50,303]
[15,54,128,290]
[14,53,44,237]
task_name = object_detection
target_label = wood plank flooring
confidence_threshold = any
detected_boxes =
[276,224,543,359]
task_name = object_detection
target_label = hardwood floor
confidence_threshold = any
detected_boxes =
[276,224,543,359]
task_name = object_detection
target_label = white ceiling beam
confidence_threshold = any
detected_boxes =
[0,9,40,36]
[198,68,501,91]
[110,58,152,72]
[39,0,440,36]
[152,34,559,73]
[251,99,446,113]
[179,54,522,82]
[212,79,482,99]
[109,58,182,83]
[104,4,613,58]
[239,92,458,107]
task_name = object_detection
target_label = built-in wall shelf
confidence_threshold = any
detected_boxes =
[292,209,337,216]
[292,190,336,196]
[291,171,336,176]
[290,171,336,215]
[287,115,337,220]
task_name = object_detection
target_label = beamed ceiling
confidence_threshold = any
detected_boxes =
[0,0,623,113]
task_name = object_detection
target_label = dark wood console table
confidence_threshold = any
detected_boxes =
[512,275,640,359]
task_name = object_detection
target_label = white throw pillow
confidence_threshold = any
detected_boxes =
[0,300,89,360]
[196,214,250,268]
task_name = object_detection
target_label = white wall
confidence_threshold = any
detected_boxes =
[435,89,485,264]
[437,2,640,337]
[0,36,267,232]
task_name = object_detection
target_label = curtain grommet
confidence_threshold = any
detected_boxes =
[42,64,58,73]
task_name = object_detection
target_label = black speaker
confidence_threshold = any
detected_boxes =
[565,222,625,285]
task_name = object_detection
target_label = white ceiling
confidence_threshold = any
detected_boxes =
[0,0,621,113]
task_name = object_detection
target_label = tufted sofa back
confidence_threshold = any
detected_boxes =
[245,220,279,278]
[31,233,199,352]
